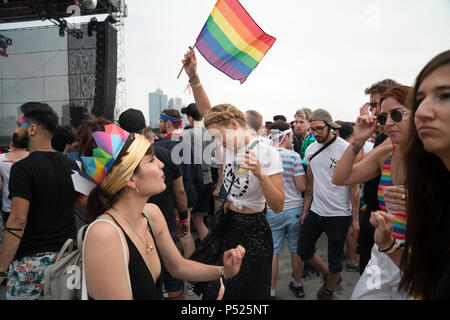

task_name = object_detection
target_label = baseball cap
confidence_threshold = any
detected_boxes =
[337,122,354,140]
[118,108,146,134]
[181,103,202,121]
[309,108,341,129]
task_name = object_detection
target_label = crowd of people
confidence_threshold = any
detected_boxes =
[0,48,448,300]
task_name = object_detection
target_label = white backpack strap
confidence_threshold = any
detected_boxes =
[81,216,132,300]
[142,209,156,235]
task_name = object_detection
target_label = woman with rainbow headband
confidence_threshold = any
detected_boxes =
[79,122,245,300]
[332,85,412,299]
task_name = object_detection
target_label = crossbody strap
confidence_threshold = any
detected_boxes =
[308,134,337,163]
[81,216,132,300]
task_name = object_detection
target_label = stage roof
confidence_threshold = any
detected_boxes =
[0,0,121,24]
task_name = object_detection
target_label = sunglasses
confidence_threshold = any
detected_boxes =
[17,116,31,127]
[376,109,410,126]
[309,125,328,133]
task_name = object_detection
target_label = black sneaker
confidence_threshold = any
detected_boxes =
[317,288,336,300]
[289,281,305,298]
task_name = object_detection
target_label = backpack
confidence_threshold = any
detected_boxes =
[43,211,156,300]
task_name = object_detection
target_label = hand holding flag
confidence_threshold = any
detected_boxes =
[178,0,276,84]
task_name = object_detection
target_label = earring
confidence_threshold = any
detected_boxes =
[136,187,140,194]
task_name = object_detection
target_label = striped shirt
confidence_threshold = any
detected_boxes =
[378,150,407,241]
[274,148,305,211]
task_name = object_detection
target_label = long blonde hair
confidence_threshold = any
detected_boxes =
[204,104,247,128]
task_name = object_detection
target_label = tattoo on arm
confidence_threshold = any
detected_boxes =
[352,142,362,155]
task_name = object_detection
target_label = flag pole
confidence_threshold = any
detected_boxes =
[177,43,196,79]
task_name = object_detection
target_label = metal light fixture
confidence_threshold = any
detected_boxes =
[80,0,98,12]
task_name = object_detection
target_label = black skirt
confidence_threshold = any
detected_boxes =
[202,210,274,300]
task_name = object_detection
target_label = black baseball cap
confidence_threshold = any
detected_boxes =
[181,103,202,121]
[118,108,146,134]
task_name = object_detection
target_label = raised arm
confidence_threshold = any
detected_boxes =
[182,46,212,117]
[333,103,382,186]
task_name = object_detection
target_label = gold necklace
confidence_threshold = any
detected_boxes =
[111,208,153,254]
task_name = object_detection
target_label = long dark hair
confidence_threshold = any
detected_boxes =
[400,50,450,299]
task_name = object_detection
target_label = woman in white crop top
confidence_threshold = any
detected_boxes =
[181,47,284,299]
[201,104,284,300]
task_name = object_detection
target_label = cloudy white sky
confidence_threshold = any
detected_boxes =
[2,0,450,126]
[124,0,450,125]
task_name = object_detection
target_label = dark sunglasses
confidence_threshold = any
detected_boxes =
[376,109,410,125]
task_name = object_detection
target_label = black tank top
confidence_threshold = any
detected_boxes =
[89,213,166,300]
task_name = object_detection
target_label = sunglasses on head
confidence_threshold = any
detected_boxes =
[17,116,31,127]
[376,109,410,126]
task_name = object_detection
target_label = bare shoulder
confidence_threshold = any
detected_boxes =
[85,216,123,247]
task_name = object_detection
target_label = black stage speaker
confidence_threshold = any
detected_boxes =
[91,21,117,121]
[70,106,90,128]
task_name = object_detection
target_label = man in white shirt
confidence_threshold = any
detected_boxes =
[298,109,360,300]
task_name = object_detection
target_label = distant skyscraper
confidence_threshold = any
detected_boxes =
[168,98,175,109]
[148,88,168,128]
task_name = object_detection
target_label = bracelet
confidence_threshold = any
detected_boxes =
[191,82,202,89]
[188,74,198,83]
[385,241,402,255]
[378,238,396,253]
[179,219,188,223]
[219,266,225,280]
[179,210,188,220]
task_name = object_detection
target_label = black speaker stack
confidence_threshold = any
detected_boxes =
[91,21,118,121]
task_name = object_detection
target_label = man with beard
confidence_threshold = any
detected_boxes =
[297,109,360,300]
[0,131,29,243]
[0,102,81,300]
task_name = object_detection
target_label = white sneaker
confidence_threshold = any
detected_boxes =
[186,284,195,296]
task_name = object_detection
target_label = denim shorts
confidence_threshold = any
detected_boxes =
[266,207,302,255]
[214,184,228,202]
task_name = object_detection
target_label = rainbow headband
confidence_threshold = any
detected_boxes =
[80,124,130,186]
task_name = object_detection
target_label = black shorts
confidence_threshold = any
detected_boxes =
[192,183,213,216]
[297,210,351,273]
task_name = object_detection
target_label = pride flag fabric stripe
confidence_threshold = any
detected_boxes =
[195,0,276,83]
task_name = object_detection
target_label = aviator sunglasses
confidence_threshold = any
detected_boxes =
[376,109,410,126]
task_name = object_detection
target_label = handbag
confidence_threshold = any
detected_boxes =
[187,175,236,296]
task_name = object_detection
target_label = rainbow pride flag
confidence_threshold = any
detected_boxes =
[195,0,276,83]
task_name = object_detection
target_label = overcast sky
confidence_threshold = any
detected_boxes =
[2,0,449,125]
[123,0,450,125]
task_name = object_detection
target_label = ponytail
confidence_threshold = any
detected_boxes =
[86,187,119,223]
